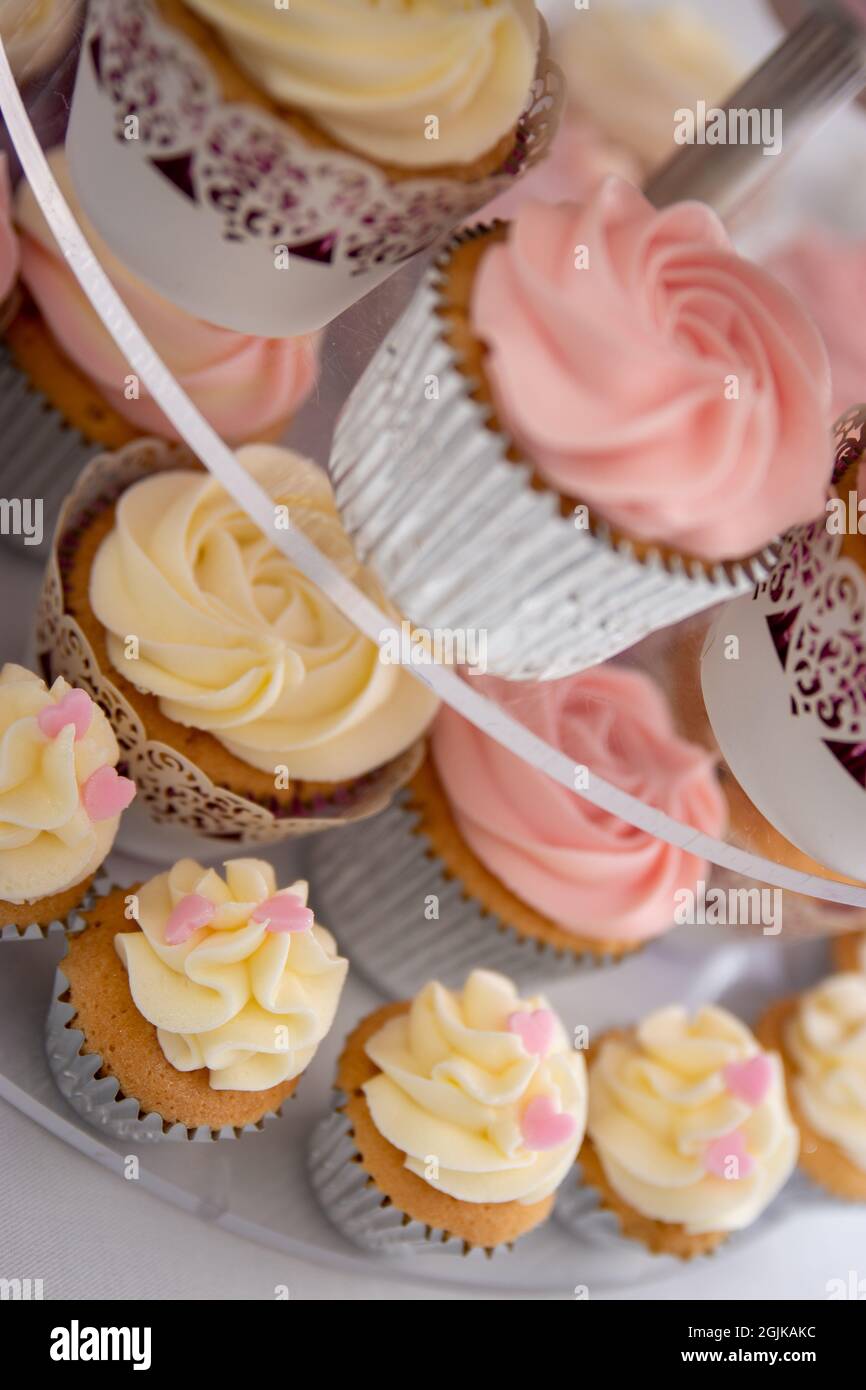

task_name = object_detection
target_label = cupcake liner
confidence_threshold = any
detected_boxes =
[67,0,562,336]
[0,340,102,561]
[308,1093,500,1257]
[46,946,285,1142]
[328,229,781,681]
[35,438,424,846]
[308,789,623,998]
[0,871,112,943]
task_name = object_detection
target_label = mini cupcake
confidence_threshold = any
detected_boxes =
[330,181,833,679]
[309,968,586,1254]
[758,974,866,1201]
[0,662,135,940]
[65,0,559,335]
[38,438,438,843]
[1,147,319,558]
[574,1004,798,1259]
[47,856,347,1139]
[309,665,727,995]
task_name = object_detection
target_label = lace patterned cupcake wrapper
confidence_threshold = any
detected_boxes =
[46,946,285,1142]
[35,439,424,846]
[308,1095,502,1258]
[0,342,102,562]
[307,790,623,999]
[0,871,112,943]
[328,229,781,682]
[66,0,562,336]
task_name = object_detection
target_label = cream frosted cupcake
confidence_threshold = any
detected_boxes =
[0,663,135,939]
[309,664,727,994]
[330,181,833,680]
[38,439,438,843]
[309,968,587,1254]
[0,148,319,557]
[574,1004,798,1259]
[47,856,347,1139]
[65,0,558,335]
[758,974,866,1201]
[481,0,742,222]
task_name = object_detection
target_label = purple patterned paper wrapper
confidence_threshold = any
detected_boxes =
[65,0,562,336]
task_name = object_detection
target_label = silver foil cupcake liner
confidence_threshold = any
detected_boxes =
[328,228,780,681]
[0,340,103,561]
[0,870,112,942]
[308,788,627,998]
[46,946,285,1142]
[308,1094,501,1257]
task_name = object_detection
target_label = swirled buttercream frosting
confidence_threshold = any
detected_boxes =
[431,667,726,942]
[88,446,439,781]
[470,183,833,560]
[115,857,347,1090]
[0,663,135,904]
[588,1005,798,1233]
[181,0,539,168]
[363,969,587,1204]
[784,973,866,1172]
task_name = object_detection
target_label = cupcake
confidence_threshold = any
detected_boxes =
[65,0,559,335]
[758,974,866,1201]
[309,968,586,1254]
[1,147,319,558]
[309,665,727,995]
[38,438,438,843]
[701,411,866,887]
[767,229,866,418]
[0,662,135,940]
[481,0,741,223]
[330,181,833,680]
[47,856,347,1139]
[576,1004,799,1259]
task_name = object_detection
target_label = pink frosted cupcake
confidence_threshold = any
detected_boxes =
[0,148,319,555]
[331,181,834,679]
[308,663,727,994]
[767,228,866,417]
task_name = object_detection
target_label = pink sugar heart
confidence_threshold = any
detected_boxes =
[165,893,216,946]
[250,893,313,933]
[723,1054,772,1108]
[508,1009,556,1057]
[704,1129,755,1181]
[37,688,93,742]
[81,765,136,821]
[520,1095,577,1151]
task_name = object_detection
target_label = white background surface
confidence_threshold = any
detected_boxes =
[3,0,866,1301]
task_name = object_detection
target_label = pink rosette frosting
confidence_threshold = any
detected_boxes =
[13,149,319,443]
[470,180,833,560]
[0,154,20,305]
[430,666,727,942]
[767,228,866,418]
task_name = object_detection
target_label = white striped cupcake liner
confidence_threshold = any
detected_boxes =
[0,341,103,560]
[0,871,112,942]
[308,1094,502,1257]
[46,940,286,1142]
[308,789,625,998]
[328,226,780,682]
